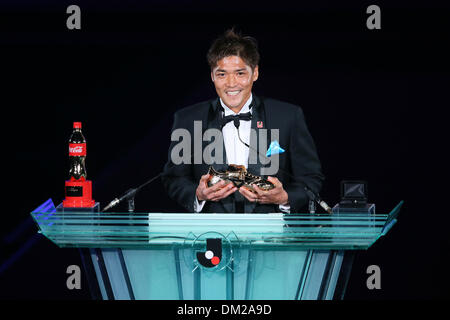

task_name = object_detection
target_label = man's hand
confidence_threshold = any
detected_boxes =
[196,174,238,202]
[239,176,289,205]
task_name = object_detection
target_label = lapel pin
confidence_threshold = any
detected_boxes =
[257,121,263,128]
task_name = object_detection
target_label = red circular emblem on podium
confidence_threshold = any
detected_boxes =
[211,256,220,265]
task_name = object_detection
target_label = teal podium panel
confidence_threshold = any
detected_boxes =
[31,199,403,300]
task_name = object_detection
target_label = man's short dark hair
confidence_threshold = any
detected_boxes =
[207,28,260,70]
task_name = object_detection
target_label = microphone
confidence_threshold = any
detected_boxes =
[102,173,162,212]
[233,120,332,213]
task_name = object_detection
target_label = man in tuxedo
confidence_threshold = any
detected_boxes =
[162,29,324,213]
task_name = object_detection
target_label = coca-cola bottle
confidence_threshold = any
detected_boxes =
[63,121,95,208]
[68,122,87,181]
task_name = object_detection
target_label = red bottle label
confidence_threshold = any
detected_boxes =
[69,143,86,156]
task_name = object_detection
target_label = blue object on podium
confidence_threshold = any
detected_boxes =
[31,199,403,300]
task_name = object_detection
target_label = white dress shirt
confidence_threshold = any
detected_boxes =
[194,94,290,213]
[221,94,253,168]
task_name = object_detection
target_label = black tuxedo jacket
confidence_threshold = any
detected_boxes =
[161,95,324,213]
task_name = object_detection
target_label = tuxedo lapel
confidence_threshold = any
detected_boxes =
[247,96,264,175]
[246,96,266,213]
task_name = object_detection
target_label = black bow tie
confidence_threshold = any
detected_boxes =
[221,112,252,129]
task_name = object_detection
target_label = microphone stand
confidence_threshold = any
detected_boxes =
[308,199,316,214]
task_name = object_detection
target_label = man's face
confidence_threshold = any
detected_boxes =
[211,56,259,112]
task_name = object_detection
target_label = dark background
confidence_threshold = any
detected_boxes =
[1,1,449,300]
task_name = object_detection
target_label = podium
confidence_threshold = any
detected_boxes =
[31,199,402,300]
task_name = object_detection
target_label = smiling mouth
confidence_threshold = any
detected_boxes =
[226,90,242,96]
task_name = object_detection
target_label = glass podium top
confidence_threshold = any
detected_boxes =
[30,199,403,250]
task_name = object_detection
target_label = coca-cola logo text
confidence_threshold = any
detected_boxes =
[69,146,83,153]
[69,144,86,156]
